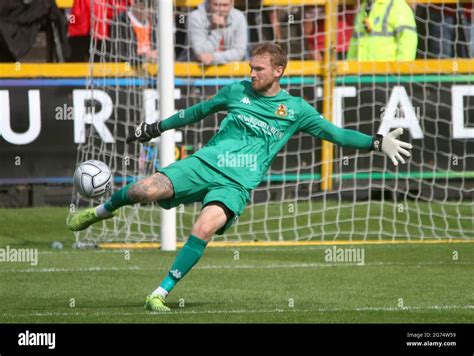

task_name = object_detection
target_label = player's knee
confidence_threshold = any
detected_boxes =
[191,223,215,241]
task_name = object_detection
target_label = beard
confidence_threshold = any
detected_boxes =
[251,78,273,93]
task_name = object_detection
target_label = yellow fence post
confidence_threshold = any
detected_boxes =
[321,0,338,191]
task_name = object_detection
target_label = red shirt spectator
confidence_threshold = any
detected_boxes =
[304,6,355,60]
[464,4,472,20]
[428,3,472,20]
[68,0,128,39]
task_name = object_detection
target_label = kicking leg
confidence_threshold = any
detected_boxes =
[145,204,229,312]
[67,173,174,231]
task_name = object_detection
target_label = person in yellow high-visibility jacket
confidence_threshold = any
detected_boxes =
[347,0,417,61]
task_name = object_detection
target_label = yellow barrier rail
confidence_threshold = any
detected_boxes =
[0,63,133,78]
[0,60,472,78]
[56,0,472,9]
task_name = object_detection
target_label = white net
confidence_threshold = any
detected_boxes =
[73,0,474,245]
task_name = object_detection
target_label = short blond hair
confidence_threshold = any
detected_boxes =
[250,43,288,71]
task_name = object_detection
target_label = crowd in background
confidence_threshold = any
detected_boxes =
[0,0,473,64]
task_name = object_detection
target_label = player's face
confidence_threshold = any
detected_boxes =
[209,0,232,18]
[249,55,283,93]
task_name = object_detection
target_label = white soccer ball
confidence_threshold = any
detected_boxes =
[73,160,112,198]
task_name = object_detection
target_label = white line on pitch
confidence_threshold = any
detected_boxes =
[1,304,473,319]
[1,261,472,273]
[35,240,474,255]
[0,266,141,273]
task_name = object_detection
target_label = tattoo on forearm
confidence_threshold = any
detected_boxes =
[128,173,174,203]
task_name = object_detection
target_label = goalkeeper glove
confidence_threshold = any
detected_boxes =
[372,128,412,166]
[126,122,162,144]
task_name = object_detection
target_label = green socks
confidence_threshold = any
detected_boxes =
[103,183,135,212]
[160,235,208,294]
[101,184,208,298]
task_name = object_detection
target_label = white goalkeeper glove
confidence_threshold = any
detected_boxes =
[372,128,413,166]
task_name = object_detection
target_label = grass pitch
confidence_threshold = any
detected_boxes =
[0,207,473,323]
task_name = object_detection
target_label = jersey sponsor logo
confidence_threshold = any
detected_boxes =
[236,114,284,139]
[240,97,251,105]
[275,104,288,118]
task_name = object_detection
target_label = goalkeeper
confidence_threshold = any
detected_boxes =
[67,43,412,312]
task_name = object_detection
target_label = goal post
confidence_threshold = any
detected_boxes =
[72,0,474,247]
[158,0,177,251]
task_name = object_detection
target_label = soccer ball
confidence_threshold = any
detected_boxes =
[73,160,112,198]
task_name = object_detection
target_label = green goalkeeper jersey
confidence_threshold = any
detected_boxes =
[160,80,373,190]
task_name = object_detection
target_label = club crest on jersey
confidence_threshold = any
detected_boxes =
[275,104,288,118]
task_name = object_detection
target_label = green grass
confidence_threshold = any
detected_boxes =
[0,207,473,323]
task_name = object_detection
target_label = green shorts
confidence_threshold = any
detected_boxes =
[157,156,251,235]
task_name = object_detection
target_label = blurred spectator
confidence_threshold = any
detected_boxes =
[303,5,355,61]
[67,0,128,62]
[267,8,284,43]
[0,0,69,62]
[175,7,190,58]
[233,0,261,45]
[467,4,474,57]
[347,0,417,61]
[178,0,248,65]
[261,6,304,59]
[415,3,473,58]
[109,0,158,63]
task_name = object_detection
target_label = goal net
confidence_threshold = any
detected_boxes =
[72,0,474,246]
